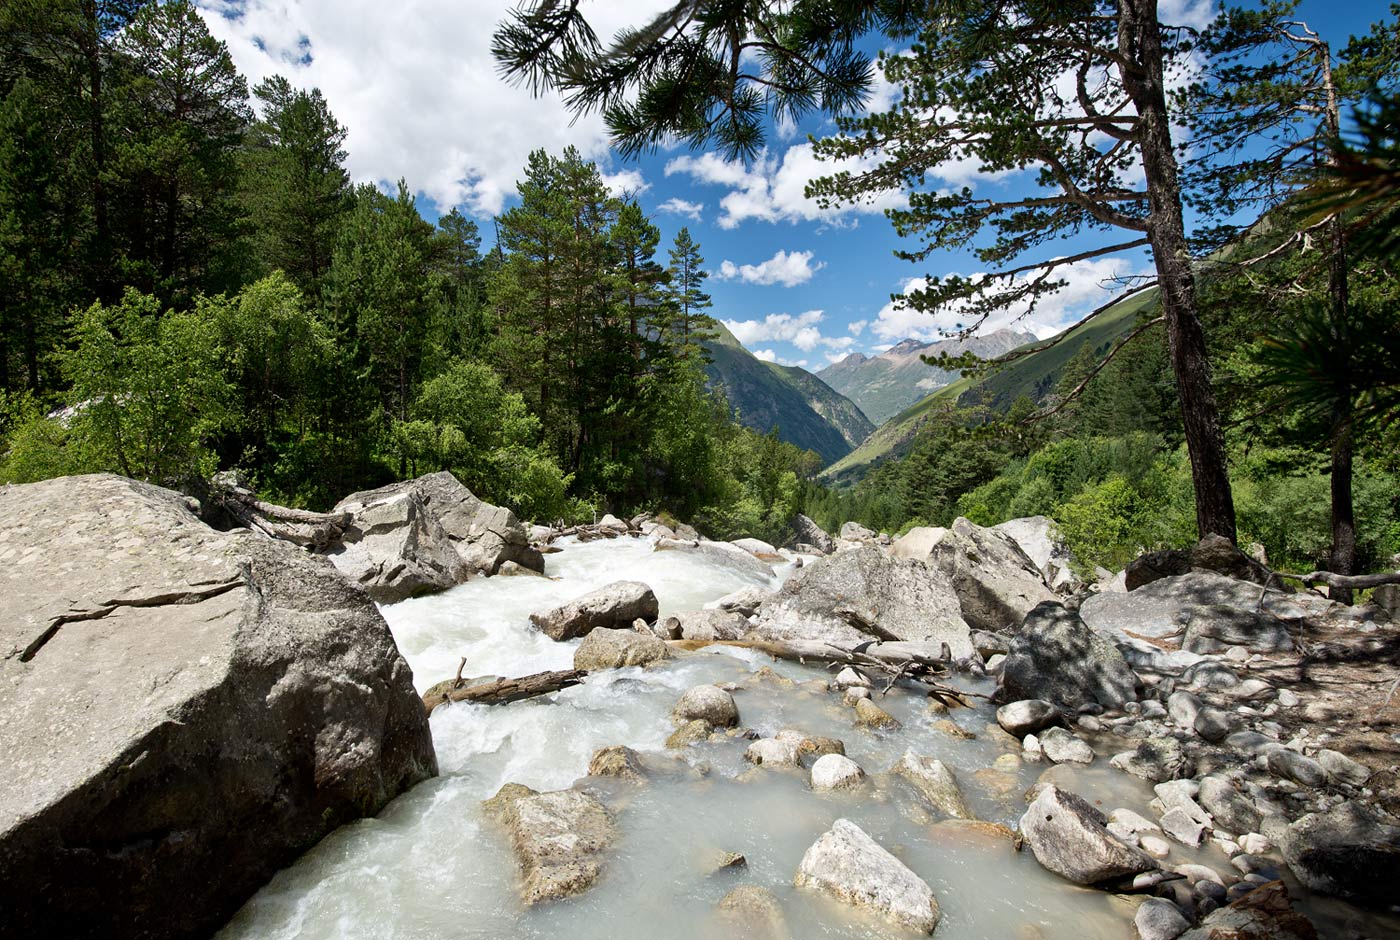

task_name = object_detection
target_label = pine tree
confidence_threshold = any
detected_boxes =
[665,227,715,360]
[242,75,350,295]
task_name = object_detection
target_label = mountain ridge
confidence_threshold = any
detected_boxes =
[817,328,1036,424]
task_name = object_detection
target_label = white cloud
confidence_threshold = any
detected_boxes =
[197,0,672,215]
[665,142,904,229]
[716,249,824,287]
[752,348,777,362]
[871,256,1153,342]
[847,319,868,336]
[825,351,852,364]
[656,197,704,220]
[601,169,649,197]
[724,309,858,355]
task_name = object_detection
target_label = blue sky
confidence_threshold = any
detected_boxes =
[200,0,1396,372]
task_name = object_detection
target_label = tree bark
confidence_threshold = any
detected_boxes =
[423,668,587,714]
[1330,414,1357,604]
[1119,0,1238,544]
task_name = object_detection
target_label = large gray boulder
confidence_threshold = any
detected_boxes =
[1280,801,1400,905]
[999,602,1138,711]
[328,471,543,601]
[1124,534,1276,591]
[1181,605,1293,654]
[991,515,1080,593]
[1018,785,1156,885]
[483,784,616,906]
[753,545,973,655]
[890,518,1056,631]
[326,484,470,602]
[794,818,940,933]
[1082,570,1324,669]
[529,581,659,641]
[0,474,437,940]
[790,513,835,554]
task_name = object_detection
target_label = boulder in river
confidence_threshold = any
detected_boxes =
[483,784,616,906]
[712,584,774,617]
[999,602,1138,711]
[1177,880,1319,940]
[572,628,670,670]
[328,471,542,601]
[672,685,740,728]
[530,581,660,641]
[810,754,867,791]
[326,482,470,602]
[586,746,647,782]
[672,608,750,641]
[1280,801,1400,905]
[892,751,973,818]
[794,818,940,934]
[654,537,775,580]
[996,699,1060,738]
[753,544,973,654]
[890,518,1057,631]
[0,474,437,940]
[1018,785,1157,885]
[715,885,788,940]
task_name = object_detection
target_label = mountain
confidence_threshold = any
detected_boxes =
[820,287,1158,486]
[702,322,876,465]
[817,329,1037,425]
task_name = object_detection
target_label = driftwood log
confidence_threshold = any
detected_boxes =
[209,477,352,549]
[670,637,989,705]
[1275,570,1400,591]
[423,660,587,714]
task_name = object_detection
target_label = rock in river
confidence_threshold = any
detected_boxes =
[672,685,740,728]
[892,751,973,818]
[484,784,617,906]
[1018,785,1156,885]
[795,818,940,934]
[1280,801,1400,905]
[572,627,670,670]
[530,581,660,641]
[0,474,437,940]
[753,544,972,654]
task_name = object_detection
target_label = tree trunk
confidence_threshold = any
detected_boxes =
[1119,0,1237,543]
[1330,411,1357,604]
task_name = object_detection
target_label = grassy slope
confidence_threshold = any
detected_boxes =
[820,287,1158,485]
[703,322,876,465]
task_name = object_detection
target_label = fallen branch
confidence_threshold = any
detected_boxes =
[209,478,353,549]
[423,668,586,714]
[671,636,993,702]
[1274,570,1400,591]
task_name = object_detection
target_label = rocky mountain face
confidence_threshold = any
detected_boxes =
[818,329,1035,425]
[703,322,875,464]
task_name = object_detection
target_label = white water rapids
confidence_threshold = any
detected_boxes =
[218,536,1160,940]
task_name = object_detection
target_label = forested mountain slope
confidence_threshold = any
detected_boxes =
[821,288,1155,485]
[703,322,875,465]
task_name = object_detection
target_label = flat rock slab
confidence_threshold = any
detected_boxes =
[530,581,659,641]
[485,785,617,906]
[795,818,940,934]
[0,474,436,940]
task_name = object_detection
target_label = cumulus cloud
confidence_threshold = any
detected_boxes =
[724,309,857,354]
[871,256,1153,342]
[197,0,672,215]
[847,319,868,336]
[752,348,778,362]
[665,142,904,229]
[716,249,824,287]
[601,169,649,197]
[656,197,704,220]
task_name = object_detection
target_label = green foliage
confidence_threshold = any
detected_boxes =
[61,288,233,484]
